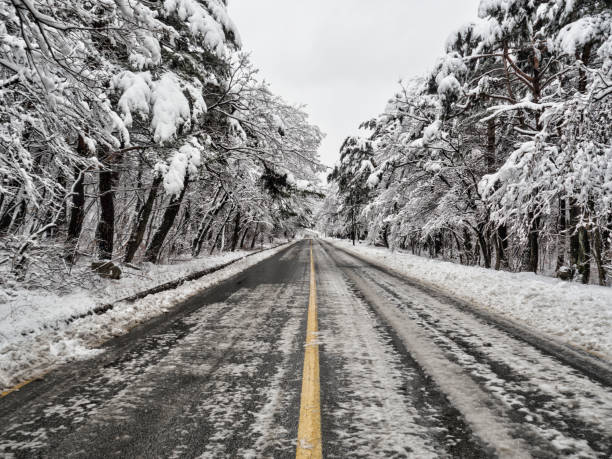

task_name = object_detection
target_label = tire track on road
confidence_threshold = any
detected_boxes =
[315,242,492,458]
[322,241,612,458]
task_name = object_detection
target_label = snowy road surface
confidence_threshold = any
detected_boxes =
[1,240,612,458]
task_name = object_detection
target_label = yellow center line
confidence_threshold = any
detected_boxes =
[296,240,323,459]
[0,373,46,398]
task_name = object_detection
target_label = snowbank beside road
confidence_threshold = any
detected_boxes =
[328,239,612,362]
[1,251,248,348]
[0,243,292,390]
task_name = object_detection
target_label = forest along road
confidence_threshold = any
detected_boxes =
[1,240,612,458]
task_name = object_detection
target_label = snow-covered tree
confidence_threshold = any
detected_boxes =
[322,0,611,285]
[327,135,375,244]
[0,0,324,289]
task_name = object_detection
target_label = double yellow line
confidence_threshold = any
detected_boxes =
[296,241,322,458]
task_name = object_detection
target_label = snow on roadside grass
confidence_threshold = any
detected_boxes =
[0,243,292,390]
[328,239,612,362]
[1,250,249,348]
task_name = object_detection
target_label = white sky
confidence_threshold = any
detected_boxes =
[228,0,481,168]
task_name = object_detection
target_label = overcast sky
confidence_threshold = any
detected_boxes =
[228,0,481,168]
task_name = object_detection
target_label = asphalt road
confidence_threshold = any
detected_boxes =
[1,240,612,458]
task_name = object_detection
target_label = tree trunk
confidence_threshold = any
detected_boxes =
[11,200,27,235]
[144,176,188,263]
[527,215,540,273]
[124,174,162,263]
[250,223,259,249]
[48,172,67,238]
[351,205,356,246]
[192,187,222,246]
[463,229,473,265]
[577,43,592,94]
[521,47,542,272]
[494,225,508,270]
[434,233,443,258]
[67,166,86,243]
[382,224,389,248]
[569,199,580,277]
[555,197,567,275]
[95,161,116,260]
[67,135,89,247]
[210,207,235,255]
[592,227,606,286]
[578,226,591,284]
[0,184,26,236]
[0,194,17,235]
[192,190,228,256]
[477,223,491,269]
[569,199,591,281]
[565,46,594,281]
[452,232,464,264]
[239,226,250,249]
[486,119,496,173]
[144,205,157,249]
[220,225,226,252]
[230,211,241,252]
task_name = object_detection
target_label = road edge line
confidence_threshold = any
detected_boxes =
[0,373,47,399]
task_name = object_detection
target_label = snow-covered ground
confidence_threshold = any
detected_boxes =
[328,239,612,362]
[0,243,292,390]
